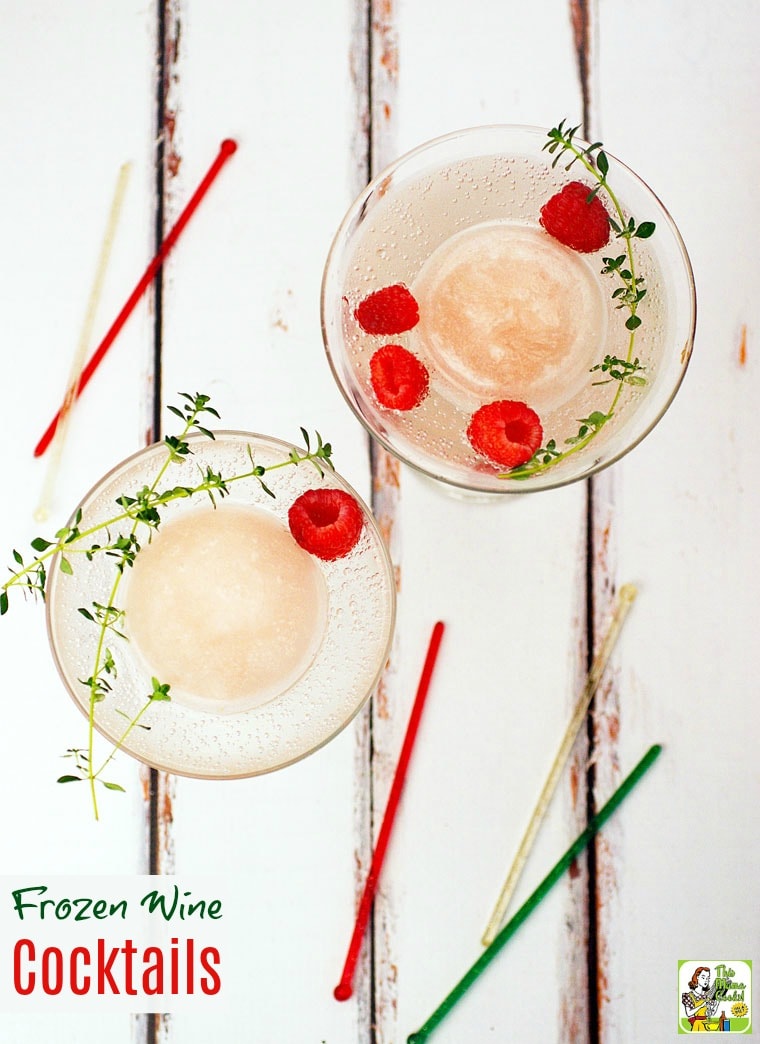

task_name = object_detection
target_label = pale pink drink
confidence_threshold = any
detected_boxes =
[322,125,695,493]
[46,432,395,778]
[125,503,329,714]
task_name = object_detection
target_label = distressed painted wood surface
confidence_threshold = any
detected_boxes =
[590,1,760,1038]
[0,4,157,1042]
[0,2,757,1043]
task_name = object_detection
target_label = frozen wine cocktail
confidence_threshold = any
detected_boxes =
[3,395,395,815]
[322,123,696,492]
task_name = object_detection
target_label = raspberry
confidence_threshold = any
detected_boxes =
[355,284,419,334]
[288,488,364,560]
[539,181,611,253]
[466,400,543,468]
[369,344,429,410]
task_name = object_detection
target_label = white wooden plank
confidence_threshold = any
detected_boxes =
[373,479,592,1042]
[152,1,375,1041]
[366,2,595,1041]
[0,2,159,1040]
[0,0,157,882]
[156,1,369,479]
[594,1,760,1039]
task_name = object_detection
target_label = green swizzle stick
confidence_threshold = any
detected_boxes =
[407,743,663,1043]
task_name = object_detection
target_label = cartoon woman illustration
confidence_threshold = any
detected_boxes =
[682,966,719,1031]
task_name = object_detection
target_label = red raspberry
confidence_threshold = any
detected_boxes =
[369,344,429,410]
[355,284,419,334]
[466,400,543,468]
[288,488,364,560]
[539,181,611,253]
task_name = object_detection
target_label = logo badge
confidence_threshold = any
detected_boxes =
[678,961,752,1034]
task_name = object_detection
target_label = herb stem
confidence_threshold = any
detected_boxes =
[561,143,639,350]
[3,446,329,601]
[83,409,202,817]
[93,696,156,780]
[2,393,335,818]
[87,567,123,821]
[500,123,654,482]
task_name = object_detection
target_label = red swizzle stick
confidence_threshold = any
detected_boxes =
[34,138,238,457]
[334,620,445,1001]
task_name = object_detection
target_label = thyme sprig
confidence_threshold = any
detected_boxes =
[2,393,334,818]
[500,121,655,482]
[505,407,613,481]
[591,354,646,387]
[543,119,655,333]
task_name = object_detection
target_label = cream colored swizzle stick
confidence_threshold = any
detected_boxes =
[35,161,132,522]
[481,582,638,946]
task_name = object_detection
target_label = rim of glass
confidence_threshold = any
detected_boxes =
[45,430,397,779]
[321,123,697,494]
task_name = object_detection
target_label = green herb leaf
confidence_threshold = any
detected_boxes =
[150,677,172,702]
[3,390,340,820]
[634,221,656,239]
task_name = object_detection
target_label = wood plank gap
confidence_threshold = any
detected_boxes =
[578,5,621,1040]
[555,6,601,1042]
[586,479,621,1044]
[366,1,379,1036]
[570,0,593,138]
[148,0,182,882]
[149,0,168,441]
[348,0,379,1038]
[136,3,182,1042]
[367,1,401,1039]
[584,482,601,1044]
[537,4,604,1043]
[143,0,169,889]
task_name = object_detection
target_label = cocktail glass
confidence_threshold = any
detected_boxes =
[322,124,695,494]
[46,431,396,778]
